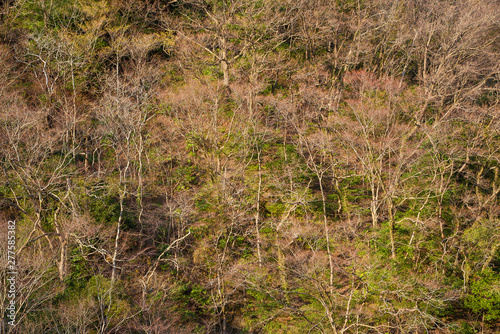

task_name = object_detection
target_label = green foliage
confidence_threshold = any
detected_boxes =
[54,249,92,305]
[242,289,285,330]
[265,201,286,216]
[15,0,84,33]
[195,198,211,212]
[163,64,185,85]
[170,162,201,190]
[190,224,211,240]
[87,184,136,229]
[201,65,223,81]
[88,192,118,223]
[65,249,92,291]
[456,322,478,334]
[171,282,211,321]
[86,275,132,320]
[465,268,500,321]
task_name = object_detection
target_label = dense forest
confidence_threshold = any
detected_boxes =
[0,0,499,333]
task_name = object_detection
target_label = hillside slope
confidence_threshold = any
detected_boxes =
[0,0,499,333]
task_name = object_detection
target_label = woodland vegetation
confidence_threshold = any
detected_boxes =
[0,0,499,333]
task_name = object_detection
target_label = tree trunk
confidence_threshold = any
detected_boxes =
[255,148,263,267]
[220,37,229,87]
[387,198,396,260]
[318,175,334,293]
[221,58,229,87]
